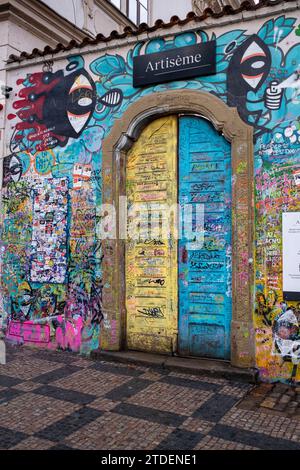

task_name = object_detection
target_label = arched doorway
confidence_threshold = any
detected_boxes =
[124,114,232,360]
[102,90,255,369]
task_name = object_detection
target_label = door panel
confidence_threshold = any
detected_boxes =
[178,116,232,359]
[126,116,178,354]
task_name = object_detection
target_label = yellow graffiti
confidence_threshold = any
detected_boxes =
[126,116,178,353]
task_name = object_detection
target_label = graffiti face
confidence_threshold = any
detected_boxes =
[43,69,96,139]
[3,154,23,187]
[11,64,124,154]
[12,68,97,151]
[227,35,271,106]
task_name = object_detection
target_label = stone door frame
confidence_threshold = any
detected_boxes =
[102,89,255,368]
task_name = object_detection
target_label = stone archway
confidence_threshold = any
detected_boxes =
[101,89,255,369]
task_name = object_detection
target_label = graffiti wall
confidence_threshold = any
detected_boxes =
[1,10,300,382]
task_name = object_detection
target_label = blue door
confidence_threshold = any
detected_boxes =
[178,116,232,360]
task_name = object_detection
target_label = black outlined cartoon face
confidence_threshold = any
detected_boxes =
[3,154,23,187]
[42,69,97,139]
[227,35,271,106]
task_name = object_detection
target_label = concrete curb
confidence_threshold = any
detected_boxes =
[91,350,259,384]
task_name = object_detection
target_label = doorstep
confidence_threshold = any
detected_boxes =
[91,349,258,384]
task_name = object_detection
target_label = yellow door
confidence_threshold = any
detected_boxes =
[126,116,178,354]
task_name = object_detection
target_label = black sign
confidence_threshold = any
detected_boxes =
[133,41,216,88]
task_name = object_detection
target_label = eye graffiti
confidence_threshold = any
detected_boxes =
[227,34,271,110]
[3,154,23,187]
[11,64,123,152]
[57,70,97,138]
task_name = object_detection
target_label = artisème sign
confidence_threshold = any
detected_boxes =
[133,41,216,88]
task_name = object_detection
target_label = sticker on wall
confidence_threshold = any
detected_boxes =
[30,178,69,284]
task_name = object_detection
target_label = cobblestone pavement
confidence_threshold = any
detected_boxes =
[0,344,299,450]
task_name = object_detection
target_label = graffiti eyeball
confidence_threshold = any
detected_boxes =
[41,69,97,140]
[28,93,38,102]
[67,74,96,135]
[227,34,271,98]
[42,73,55,85]
[240,40,269,90]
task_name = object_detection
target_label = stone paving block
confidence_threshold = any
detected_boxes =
[261,399,277,409]
[32,365,82,384]
[168,372,228,385]
[91,361,146,377]
[139,370,166,381]
[64,413,175,450]
[52,368,133,397]
[220,408,300,441]
[0,426,28,450]
[219,384,254,398]
[11,436,55,450]
[50,443,74,450]
[69,358,94,368]
[113,402,185,427]
[0,358,62,380]
[88,397,120,412]
[0,393,80,434]
[36,407,103,441]
[127,381,213,416]
[12,381,44,392]
[0,374,23,387]
[211,423,300,450]
[0,388,23,405]
[156,428,203,450]
[195,435,259,450]
[193,394,238,422]
[161,375,221,392]
[34,384,97,405]
[179,417,216,435]
[104,378,152,401]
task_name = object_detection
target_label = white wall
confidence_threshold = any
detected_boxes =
[42,0,194,28]
[41,0,129,35]
[41,0,85,28]
[150,0,193,23]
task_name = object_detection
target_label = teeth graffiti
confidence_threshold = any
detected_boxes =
[98,89,123,107]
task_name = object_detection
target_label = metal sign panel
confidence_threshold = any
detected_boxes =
[133,41,216,88]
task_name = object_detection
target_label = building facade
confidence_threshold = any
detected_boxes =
[1,0,300,384]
